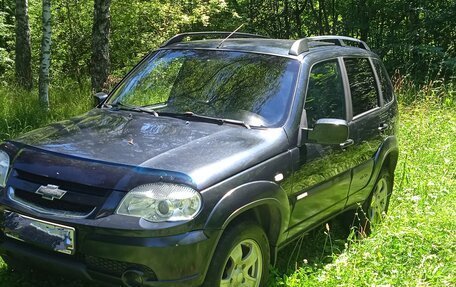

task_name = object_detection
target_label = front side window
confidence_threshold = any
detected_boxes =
[344,57,379,116]
[109,50,299,127]
[304,60,346,127]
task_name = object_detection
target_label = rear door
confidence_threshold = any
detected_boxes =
[342,57,389,205]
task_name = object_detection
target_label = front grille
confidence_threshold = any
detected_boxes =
[86,256,157,279]
[15,169,110,197]
[14,189,95,214]
[7,168,112,218]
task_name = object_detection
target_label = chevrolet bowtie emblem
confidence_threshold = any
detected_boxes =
[36,184,67,200]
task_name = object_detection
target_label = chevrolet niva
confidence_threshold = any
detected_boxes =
[0,32,398,287]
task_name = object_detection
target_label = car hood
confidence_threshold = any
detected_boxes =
[12,109,289,189]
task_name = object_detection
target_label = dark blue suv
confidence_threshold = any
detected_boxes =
[0,32,398,287]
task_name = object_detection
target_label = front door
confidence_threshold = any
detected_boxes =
[287,58,352,238]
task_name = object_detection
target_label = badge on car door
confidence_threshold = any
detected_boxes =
[36,184,67,200]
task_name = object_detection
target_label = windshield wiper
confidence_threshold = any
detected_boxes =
[161,111,251,129]
[110,102,158,117]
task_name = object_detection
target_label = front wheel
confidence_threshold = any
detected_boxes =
[203,221,270,287]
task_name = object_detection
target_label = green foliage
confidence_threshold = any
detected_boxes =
[51,0,93,84]
[0,4,15,81]
[109,0,236,76]
[2,0,455,88]
[234,0,456,84]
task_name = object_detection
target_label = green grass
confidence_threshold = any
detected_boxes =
[0,84,455,286]
[0,83,93,141]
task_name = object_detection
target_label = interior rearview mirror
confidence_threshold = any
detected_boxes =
[306,118,349,145]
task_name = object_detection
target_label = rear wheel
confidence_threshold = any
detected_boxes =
[357,169,393,236]
[203,221,270,287]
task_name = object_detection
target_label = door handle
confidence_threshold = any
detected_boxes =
[378,123,389,132]
[340,139,354,149]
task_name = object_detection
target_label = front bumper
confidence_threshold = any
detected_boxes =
[0,211,219,287]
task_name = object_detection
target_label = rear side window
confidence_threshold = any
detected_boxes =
[344,58,379,116]
[373,59,394,103]
[304,60,345,127]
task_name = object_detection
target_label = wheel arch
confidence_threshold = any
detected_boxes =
[204,180,290,264]
[374,135,399,176]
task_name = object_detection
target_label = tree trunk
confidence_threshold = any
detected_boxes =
[317,0,324,34]
[65,1,82,87]
[283,0,290,38]
[91,0,111,92]
[331,0,337,34]
[15,0,32,90]
[358,0,369,41]
[294,0,305,37]
[38,0,51,108]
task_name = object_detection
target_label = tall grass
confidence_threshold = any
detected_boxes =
[0,82,93,141]
[392,73,455,107]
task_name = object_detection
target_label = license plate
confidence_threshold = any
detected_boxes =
[3,211,75,255]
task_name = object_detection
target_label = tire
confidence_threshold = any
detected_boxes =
[356,168,393,237]
[203,221,270,287]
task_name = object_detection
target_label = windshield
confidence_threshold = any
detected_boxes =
[108,50,299,127]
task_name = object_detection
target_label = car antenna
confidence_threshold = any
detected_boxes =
[217,24,244,49]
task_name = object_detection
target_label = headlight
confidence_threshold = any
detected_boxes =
[0,150,10,187]
[116,183,202,222]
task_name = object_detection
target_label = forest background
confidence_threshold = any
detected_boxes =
[1,0,455,94]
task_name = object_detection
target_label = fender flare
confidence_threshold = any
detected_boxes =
[204,180,290,246]
[373,135,399,178]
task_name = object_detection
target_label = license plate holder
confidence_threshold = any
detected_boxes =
[3,211,75,255]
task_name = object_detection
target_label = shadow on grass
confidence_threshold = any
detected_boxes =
[270,213,354,285]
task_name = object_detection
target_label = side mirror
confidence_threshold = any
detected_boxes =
[307,118,349,145]
[94,92,108,107]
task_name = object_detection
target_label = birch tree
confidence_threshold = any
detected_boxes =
[91,0,110,92]
[15,0,32,90]
[38,0,51,108]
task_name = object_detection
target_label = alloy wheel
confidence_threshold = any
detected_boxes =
[367,177,389,226]
[220,239,263,287]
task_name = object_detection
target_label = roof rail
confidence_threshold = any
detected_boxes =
[289,35,370,56]
[160,31,268,47]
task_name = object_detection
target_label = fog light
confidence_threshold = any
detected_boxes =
[121,269,144,287]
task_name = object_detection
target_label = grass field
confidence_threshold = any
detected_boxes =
[0,86,454,286]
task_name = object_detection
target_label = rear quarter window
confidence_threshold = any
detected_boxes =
[373,59,394,103]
